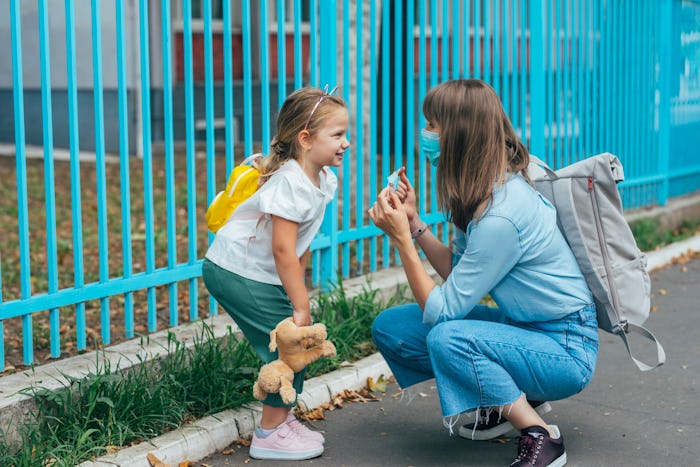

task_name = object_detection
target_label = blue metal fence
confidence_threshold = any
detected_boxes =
[1,0,699,370]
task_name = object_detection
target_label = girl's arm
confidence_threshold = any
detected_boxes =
[271,215,312,326]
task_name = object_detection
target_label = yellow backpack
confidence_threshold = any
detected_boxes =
[206,153,263,233]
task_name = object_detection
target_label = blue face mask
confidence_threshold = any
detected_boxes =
[420,128,441,167]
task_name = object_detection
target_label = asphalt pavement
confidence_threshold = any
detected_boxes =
[195,254,700,467]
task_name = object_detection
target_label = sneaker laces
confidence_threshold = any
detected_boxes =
[510,433,542,465]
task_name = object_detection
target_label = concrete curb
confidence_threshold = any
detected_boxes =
[81,353,392,467]
[644,234,700,271]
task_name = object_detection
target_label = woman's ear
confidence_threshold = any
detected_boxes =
[297,129,313,151]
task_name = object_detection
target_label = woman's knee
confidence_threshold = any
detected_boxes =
[372,304,429,355]
[426,321,466,357]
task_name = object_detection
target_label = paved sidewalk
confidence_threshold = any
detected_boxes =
[197,254,700,466]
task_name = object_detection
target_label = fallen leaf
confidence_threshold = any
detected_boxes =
[301,407,326,420]
[367,374,389,393]
[146,453,171,467]
[178,462,194,467]
[651,306,658,313]
[236,437,251,447]
[222,448,234,455]
[658,289,667,295]
[105,445,119,454]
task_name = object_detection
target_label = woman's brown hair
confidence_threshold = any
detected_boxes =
[258,87,346,181]
[422,79,531,231]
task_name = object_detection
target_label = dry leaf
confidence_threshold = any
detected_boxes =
[302,407,327,420]
[367,374,389,393]
[146,453,171,467]
[178,462,194,467]
[651,306,658,313]
[658,289,667,296]
[105,445,119,454]
[222,448,234,455]
[236,437,251,447]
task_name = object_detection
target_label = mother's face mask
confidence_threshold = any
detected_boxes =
[420,128,441,167]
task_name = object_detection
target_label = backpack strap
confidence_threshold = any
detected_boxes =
[241,152,263,167]
[529,155,559,179]
[619,323,667,371]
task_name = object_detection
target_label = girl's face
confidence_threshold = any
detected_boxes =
[304,107,350,169]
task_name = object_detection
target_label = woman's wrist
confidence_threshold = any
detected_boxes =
[408,216,421,231]
[410,220,428,239]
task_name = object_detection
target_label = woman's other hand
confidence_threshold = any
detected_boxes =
[392,167,418,223]
[369,188,412,244]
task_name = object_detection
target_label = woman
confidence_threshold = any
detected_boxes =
[368,79,597,467]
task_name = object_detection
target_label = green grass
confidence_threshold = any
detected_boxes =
[630,217,700,252]
[0,282,410,466]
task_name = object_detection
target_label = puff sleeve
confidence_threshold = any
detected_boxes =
[258,172,314,222]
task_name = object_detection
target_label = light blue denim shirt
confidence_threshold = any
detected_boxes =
[423,174,593,326]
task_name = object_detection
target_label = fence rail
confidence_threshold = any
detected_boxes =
[1,0,699,370]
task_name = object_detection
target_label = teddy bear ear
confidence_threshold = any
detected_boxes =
[269,328,278,352]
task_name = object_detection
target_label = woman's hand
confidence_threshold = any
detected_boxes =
[392,167,418,223]
[369,188,412,245]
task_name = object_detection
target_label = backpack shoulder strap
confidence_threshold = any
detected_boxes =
[621,323,667,371]
[529,155,558,179]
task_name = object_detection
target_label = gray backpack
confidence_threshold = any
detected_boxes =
[529,153,666,371]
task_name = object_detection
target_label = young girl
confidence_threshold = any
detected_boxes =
[203,86,349,461]
[369,79,598,467]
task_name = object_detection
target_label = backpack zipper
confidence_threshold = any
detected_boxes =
[588,176,624,333]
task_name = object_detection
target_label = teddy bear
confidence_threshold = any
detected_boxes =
[253,317,337,404]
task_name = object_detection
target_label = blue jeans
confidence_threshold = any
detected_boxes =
[372,303,598,417]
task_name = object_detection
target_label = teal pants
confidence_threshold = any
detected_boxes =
[202,258,305,407]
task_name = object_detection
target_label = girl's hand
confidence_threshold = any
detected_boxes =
[369,188,412,244]
[293,309,312,327]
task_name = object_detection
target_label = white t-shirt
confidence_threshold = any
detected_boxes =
[205,159,338,285]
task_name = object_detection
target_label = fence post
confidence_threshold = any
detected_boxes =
[528,0,546,159]
[318,0,338,290]
[657,0,673,206]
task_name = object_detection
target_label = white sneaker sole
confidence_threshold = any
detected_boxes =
[549,450,567,467]
[458,402,553,440]
[249,445,324,460]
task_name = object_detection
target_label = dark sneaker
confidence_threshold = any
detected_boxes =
[509,425,566,467]
[459,401,552,440]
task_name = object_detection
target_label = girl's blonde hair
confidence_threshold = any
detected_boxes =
[422,79,531,231]
[258,87,346,180]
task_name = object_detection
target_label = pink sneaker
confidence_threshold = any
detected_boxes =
[286,412,325,444]
[249,423,324,460]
